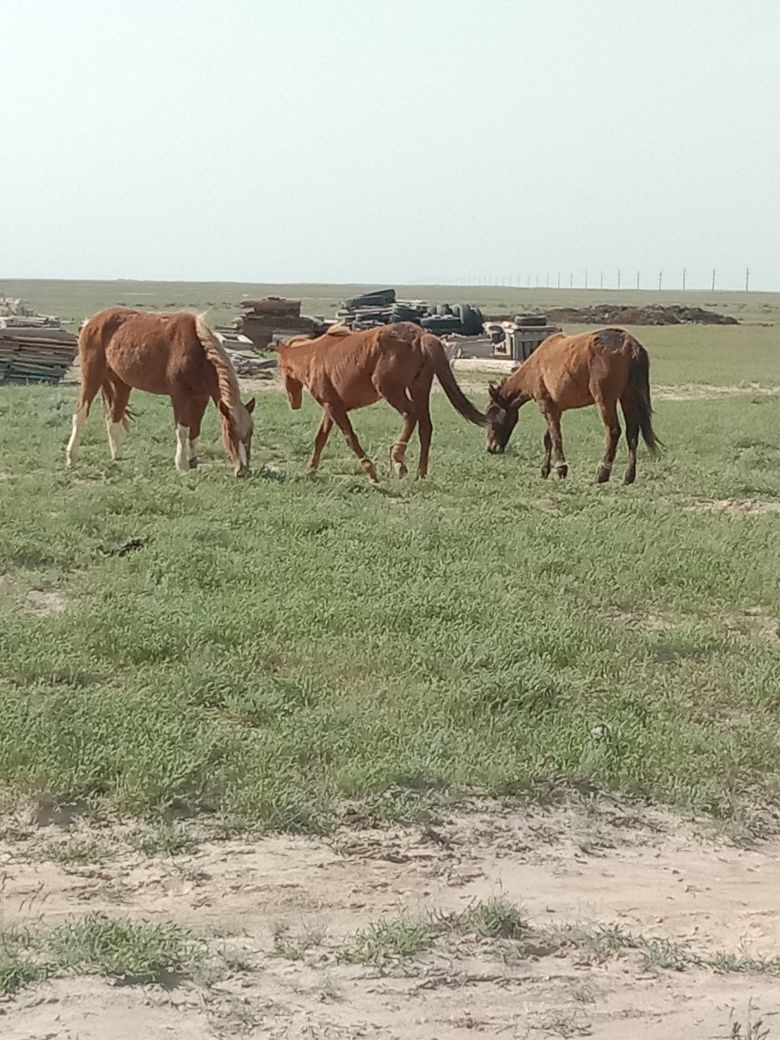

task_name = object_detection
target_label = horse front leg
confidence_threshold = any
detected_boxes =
[188,395,209,469]
[328,406,378,483]
[171,395,192,472]
[308,412,334,472]
[540,404,568,478]
[540,431,552,478]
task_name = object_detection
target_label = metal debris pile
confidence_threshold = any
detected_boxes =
[335,288,485,336]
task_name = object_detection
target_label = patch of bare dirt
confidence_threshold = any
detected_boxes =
[1,800,779,1039]
[686,498,780,517]
[24,590,68,618]
[654,384,779,402]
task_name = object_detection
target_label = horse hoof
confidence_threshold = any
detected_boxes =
[393,462,408,478]
[556,465,568,479]
[595,467,611,484]
[541,466,551,479]
[189,458,198,470]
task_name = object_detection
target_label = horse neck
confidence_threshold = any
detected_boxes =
[205,347,241,413]
[279,343,313,382]
[506,359,534,399]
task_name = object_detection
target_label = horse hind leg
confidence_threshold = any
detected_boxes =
[620,393,639,484]
[411,371,433,479]
[381,385,418,478]
[595,397,621,484]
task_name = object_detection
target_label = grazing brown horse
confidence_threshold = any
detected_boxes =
[275,321,485,481]
[66,308,255,476]
[485,328,660,484]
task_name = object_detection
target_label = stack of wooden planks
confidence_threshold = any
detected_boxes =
[0,327,78,385]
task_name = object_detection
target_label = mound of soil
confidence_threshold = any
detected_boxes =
[545,304,738,326]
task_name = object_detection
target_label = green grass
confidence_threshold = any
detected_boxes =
[0,914,198,993]
[0,327,778,831]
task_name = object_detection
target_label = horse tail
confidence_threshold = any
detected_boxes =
[421,333,486,427]
[628,339,662,454]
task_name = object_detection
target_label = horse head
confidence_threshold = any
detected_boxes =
[485,381,521,454]
[218,398,255,477]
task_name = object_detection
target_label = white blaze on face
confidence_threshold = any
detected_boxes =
[238,442,248,469]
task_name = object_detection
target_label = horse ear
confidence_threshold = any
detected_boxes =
[218,400,231,420]
[245,397,256,414]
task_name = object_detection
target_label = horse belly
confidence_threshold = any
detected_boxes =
[105,341,172,394]
[334,373,380,409]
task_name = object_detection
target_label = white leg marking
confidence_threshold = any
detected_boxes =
[66,405,88,467]
[175,424,191,471]
[106,419,126,461]
[189,436,199,457]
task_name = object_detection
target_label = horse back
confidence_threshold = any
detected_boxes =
[102,311,212,396]
[529,329,633,406]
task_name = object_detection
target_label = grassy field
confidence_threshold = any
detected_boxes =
[4,276,780,329]
[0,304,778,834]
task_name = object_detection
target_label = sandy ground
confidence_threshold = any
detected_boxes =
[1,799,779,1039]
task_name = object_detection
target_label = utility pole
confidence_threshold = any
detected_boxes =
[617,270,621,290]
[600,272,604,289]
[745,266,750,292]
[557,272,561,289]
[585,269,589,289]
[682,268,686,291]
[569,273,573,288]
[711,269,716,292]
[658,270,663,291]
[636,271,640,290]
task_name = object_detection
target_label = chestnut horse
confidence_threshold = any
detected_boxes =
[485,327,660,484]
[66,308,255,476]
[276,321,485,481]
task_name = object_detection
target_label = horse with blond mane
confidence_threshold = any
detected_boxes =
[66,308,255,476]
[485,327,661,484]
[276,321,485,481]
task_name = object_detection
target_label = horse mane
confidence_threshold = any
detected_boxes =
[194,314,241,408]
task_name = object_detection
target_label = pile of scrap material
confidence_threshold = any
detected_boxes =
[237,297,328,349]
[0,326,78,385]
[214,330,276,378]
[0,296,78,384]
[336,288,485,336]
[545,304,738,326]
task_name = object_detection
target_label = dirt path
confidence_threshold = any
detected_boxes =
[1,800,778,1039]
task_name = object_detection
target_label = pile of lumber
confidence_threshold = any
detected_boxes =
[0,326,78,385]
[237,298,327,349]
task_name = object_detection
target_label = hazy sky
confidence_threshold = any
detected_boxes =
[3,0,779,289]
